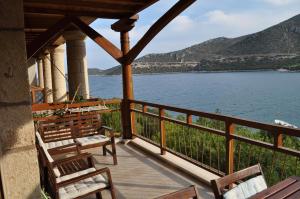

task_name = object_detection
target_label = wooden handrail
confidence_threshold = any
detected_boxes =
[128,99,300,176]
[32,99,121,112]
[129,99,300,137]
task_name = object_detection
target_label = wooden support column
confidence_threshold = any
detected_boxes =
[121,31,134,139]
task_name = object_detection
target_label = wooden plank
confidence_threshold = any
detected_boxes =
[26,16,72,60]
[285,190,300,199]
[123,0,196,64]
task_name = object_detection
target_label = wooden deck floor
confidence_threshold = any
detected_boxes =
[86,141,214,199]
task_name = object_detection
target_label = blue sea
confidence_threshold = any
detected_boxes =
[89,71,300,127]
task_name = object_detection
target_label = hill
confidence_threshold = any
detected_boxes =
[91,14,300,75]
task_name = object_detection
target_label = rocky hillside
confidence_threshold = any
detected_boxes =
[91,14,300,75]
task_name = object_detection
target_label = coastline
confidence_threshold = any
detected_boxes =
[88,69,300,76]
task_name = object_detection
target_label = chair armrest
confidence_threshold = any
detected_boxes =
[52,153,92,167]
[56,167,111,188]
[98,126,115,137]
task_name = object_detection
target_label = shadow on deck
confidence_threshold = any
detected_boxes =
[86,141,214,199]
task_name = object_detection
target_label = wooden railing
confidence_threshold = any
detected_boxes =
[129,99,300,185]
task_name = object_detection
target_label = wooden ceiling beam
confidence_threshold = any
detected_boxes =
[123,0,196,64]
[24,7,129,19]
[24,0,147,6]
[27,17,73,60]
[24,0,142,11]
[24,2,136,19]
[71,17,123,63]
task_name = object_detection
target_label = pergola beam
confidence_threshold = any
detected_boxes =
[123,0,196,64]
[26,17,72,60]
[72,17,123,63]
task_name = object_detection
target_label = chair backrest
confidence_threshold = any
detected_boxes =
[211,164,266,199]
[73,113,102,137]
[38,116,76,143]
[37,112,102,142]
[155,185,198,199]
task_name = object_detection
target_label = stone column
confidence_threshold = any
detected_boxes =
[51,45,67,102]
[42,53,53,103]
[0,1,40,198]
[37,58,44,88]
[64,31,90,100]
[27,58,37,86]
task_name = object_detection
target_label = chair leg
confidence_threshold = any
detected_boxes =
[112,143,117,165]
[111,187,116,199]
[96,192,102,199]
[103,145,107,156]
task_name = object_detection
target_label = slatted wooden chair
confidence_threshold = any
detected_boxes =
[154,185,198,199]
[210,164,267,199]
[72,113,117,165]
[37,112,117,165]
[40,147,116,199]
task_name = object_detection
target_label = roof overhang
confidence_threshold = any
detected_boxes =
[24,0,159,48]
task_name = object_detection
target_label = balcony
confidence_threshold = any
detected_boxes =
[32,98,300,198]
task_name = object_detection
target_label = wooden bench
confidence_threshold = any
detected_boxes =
[211,164,267,199]
[37,112,117,165]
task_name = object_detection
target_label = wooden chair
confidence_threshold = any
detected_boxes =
[211,164,267,199]
[37,112,118,165]
[40,146,116,199]
[72,113,118,165]
[154,185,198,199]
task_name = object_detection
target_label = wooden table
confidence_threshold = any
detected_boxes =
[249,176,300,199]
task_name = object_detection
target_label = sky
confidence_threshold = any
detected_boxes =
[86,0,300,69]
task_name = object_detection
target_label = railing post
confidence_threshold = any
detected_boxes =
[187,114,192,124]
[274,132,283,148]
[225,121,235,175]
[159,108,166,155]
[143,105,148,113]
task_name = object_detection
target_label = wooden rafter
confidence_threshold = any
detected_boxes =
[27,17,73,60]
[71,17,123,63]
[123,0,196,64]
